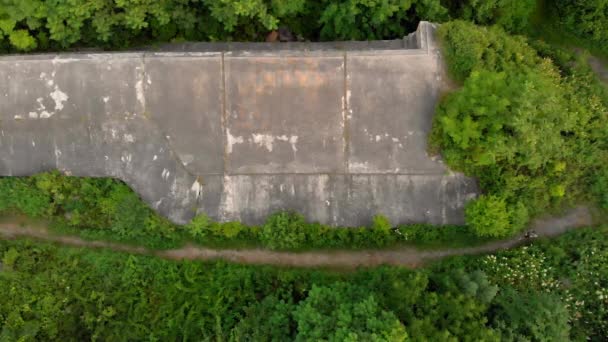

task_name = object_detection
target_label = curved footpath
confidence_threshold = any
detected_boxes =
[0,207,594,269]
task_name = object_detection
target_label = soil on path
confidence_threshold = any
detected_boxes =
[588,55,608,84]
[0,207,594,269]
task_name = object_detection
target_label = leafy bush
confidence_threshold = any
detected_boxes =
[0,177,51,217]
[444,0,537,33]
[465,195,511,237]
[436,20,541,81]
[1,222,606,340]
[492,289,571,341]
[293,283,409,341]
[260,211,308,250]
[553,0,608,55]
[319,0,447,40]
[0,0,446,52]
[433,21,608,236]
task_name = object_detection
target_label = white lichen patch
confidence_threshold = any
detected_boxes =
[191,179,203,199]
[349,161,370,172]
[252,133,275,152]
[161,168,171,180]
[50,86,68,111]
[252,133,298,152]
[135,79,145,109]
[123,134,135,143]
[226,129,244,154]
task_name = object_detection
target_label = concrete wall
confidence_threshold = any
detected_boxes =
[0,22,477,226]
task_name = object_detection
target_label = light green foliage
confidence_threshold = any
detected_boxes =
[260,211,307,250]
[433,21,608,236]
[8,29,37,50]
[0,173,483,251]
[465,195,511,237]
[369,214,396,247]
[293,283,409,341]
[184,213,211,239]
[437,21,541,81]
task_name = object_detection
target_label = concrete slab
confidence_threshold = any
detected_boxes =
[144,55,224,175]
[224,56,346,174]
[347,54,446,174]
[0,22,478,226]
[212,174,476,225]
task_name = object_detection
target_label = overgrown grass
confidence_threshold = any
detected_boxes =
[1,224,605,340]
[431,21,608,237]
[0,172,492,252]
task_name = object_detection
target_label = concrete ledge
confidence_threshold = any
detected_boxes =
[0,22,477,226]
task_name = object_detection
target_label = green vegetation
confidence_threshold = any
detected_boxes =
[0,172,487,251]
[1,224,606,340]
[431,21,608,237]
[0,0,449,52]
[0,0,548,53]
[551,0,608,56]
[1,2,607,340]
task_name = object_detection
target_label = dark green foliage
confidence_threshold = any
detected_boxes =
[433,21,608,236]
[318,0,447,40]
[0,177,51,217]
[0,0,553,53]
[231,295,295,341]
[553,0,608,55]
[292,282,409,341]
[492,289,570,341]
[444,0,537,33]
[1,225,606,340]
[0,0,449,53]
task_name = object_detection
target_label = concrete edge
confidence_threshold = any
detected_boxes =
[0,22,438,61]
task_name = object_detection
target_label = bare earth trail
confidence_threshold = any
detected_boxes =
[0,207,594,269]
[588,55,608,84]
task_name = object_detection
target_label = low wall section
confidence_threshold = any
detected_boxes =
[0,22,477,225]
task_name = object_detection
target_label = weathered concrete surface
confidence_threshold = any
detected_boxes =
[0,22,478,226]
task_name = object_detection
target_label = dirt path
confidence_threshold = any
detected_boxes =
[0,207,594,269]
[588,55,608,84]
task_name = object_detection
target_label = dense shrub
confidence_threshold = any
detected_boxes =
[260,211,308,250]
[0,0,451,52]
[318,0,447,40]
[0,218,606,340]
[293,282,409,340]
[443,0,537,33]
[465,195,511,237]
[553,0,608,55]
[492,289,571,341]
[433,21,608,236]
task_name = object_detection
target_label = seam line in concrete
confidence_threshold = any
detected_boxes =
[220,52,229,175]
[186,172,459,177]
[342,51,350,174]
